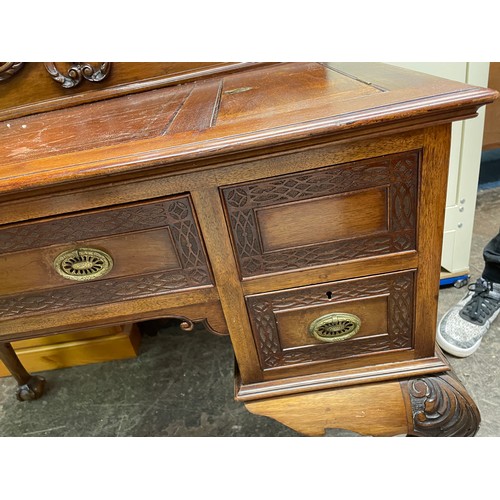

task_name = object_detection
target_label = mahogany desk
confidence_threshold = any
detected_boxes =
[0,62,497,436]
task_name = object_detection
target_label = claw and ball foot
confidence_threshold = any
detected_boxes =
[16,375,46,401]
[0,342,47,401]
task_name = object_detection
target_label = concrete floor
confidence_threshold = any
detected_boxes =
[0,187,498,437]
[436,185,500,437]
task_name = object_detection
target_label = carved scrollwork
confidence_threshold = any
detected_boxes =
[137,317,228,337]
[0,62,24,81]
[44,62,111,88]
[405,373,481,437]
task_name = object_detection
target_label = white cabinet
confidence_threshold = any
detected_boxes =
[388,63,490,281]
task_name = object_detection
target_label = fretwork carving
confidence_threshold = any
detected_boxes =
[0,269,206,319]
[246,271,415,369]
[222,151,420,278]
[0,196,212,318]
[0,196,198,254]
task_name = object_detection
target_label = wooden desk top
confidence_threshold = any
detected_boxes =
[0,62,497,197]
[0,62,496,433]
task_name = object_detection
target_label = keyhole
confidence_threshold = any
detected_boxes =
[326,291,333,300]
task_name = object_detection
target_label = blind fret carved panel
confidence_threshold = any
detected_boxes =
[246,271,415,370]
[0,195,212,319]
[222,151,420,278]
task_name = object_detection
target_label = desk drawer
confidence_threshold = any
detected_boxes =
[245,270,415,372]
[221,150,419,278]
[0,195,212,318]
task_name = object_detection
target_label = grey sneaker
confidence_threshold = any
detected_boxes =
[437,277,500,357]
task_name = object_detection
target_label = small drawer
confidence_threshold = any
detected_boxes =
[245,270,415,372]
[221,150,419,278]
[0,195,212,319]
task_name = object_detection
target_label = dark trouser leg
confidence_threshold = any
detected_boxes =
[0,342,45,401]
[482,228,500,283]
[138,318,179,336]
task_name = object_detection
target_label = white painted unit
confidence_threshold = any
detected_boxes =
[389,63,490,279]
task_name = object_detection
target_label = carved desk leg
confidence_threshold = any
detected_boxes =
[243,371,480,437]
[0,342,46,401]
[244,380,410,437]
[401,372,481,437]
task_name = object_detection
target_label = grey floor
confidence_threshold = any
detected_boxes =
[0,188,498,437]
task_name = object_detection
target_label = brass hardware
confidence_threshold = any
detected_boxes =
[54,248,113,281]
[309,312,361,342]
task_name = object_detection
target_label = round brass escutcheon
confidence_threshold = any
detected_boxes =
[54,248,113,281]
[308,312,361,343]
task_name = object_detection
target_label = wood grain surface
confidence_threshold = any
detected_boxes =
[0,62,268,121]
[0,63,496,435]
[0,62,496,198]
[221,149,419,278]
[245,380,409,436]
[0,324,140,377]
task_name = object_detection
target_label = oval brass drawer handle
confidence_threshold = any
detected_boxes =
[54,248,113,281]
[309,312,361,342]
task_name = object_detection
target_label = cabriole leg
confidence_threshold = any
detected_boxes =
[402,372,481,437]
[242,371,480,437]
[0,342,46,401]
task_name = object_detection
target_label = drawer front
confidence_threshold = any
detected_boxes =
[221,150,419,278]
[246,271,415,371]
[0,195,212,318]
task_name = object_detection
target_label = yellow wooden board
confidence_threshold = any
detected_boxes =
[0,324,140,377]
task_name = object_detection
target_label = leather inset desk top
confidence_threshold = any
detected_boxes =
[0,62,496,197]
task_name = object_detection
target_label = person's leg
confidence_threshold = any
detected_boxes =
[482,229,500,283]
[437,229,500,357]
